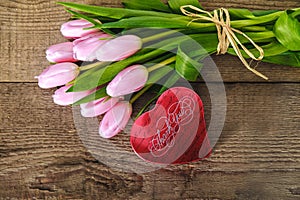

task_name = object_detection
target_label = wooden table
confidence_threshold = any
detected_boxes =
[0,0,299,199]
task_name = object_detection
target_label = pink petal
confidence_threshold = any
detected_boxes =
[80,97,121,117]
[73,33,111,61]
[53,85,94,106]
[36,63,79,89]
[46,42,77,63]
[99,101,132,138]
[107,65,148,97]
[60,19,100,39]
[96,35,142,61]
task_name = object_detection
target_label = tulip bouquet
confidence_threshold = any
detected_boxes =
[36,29,145,138]
[36,0,300,164]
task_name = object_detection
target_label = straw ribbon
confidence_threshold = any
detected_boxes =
[180,5,268,80]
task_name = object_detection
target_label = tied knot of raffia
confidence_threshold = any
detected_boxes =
[180,5,268,80]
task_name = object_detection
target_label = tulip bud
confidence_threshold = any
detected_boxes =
[73,33,111,61]
[46,42,77,63]
[35,62,79,89]
[106,65,148,97]
[53,85,94,106]
[80,96,122,117]
[99,101,132,138]
[96,35,142,61]
[60,19,99,39]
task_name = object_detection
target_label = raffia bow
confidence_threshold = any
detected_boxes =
[180,5,268,80]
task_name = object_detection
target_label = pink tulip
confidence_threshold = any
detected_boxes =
[96,35,142,61]
[99,101,132,138]
[106,65,148,97]
[80,96,122,117]
[60,19,99,39]
[73,33,111,61]
[35,63,79,89]
[53,85,94,106]
[46,42,77,63]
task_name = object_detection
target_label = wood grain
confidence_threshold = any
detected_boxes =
[0,83,299,199]
[200,0,300,10]
[0,0,122,83]
[0,0,299,82]
[0,0,300,199]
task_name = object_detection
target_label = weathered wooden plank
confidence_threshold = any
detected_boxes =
[200,0,300,10]
[0,0,299,82]
[0,0,122,83]
[204,55,300,82]
[0,83,299,199]
[0,0,300,199]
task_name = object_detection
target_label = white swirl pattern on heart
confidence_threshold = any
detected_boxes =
[148,96,196,157]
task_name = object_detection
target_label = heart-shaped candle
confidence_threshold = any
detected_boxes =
[130,87,211,164]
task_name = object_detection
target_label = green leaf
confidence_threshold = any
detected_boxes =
[69,67,106,92]
[228,8,255,19]
[147,34,190,50]
[252,10,279,17]
[190,33,218,54]
[229,9,279,19]
[237,31,275,43]
[168,0,202,14]
[291,8,300,18]
[147,64,174,84]
[70,49,166,92]
[122,0,171,13]
[231,11,283,28]
[72,87,108,105]
[65,9,101,27]
[274,10,300,51]
[100,16,197,29]
[67,63,109,92]
[57,2,181,19]
[175,42,203,81]
[158,71,181,93]
[263,51,300,67]
[227,41,288,58]
[260,41,288,57]
[65,10,116,35]
[240,26,268,32]
[143,53,176,68]
[100,16,216,30]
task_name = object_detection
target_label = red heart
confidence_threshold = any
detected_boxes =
[130,87,211,164]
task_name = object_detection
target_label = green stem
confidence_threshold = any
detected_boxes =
[291,8,300,18]
[240,26,268,32]
[141,29,180,43]
[184,10,284,30]
[237,31,275,43]
[147,56,176,72]
[230,11,284,28]
[80,61,105,71]
[130,84,153,104]
[133,90,159,119]
[134,72,181,119]
[130,62,174,104]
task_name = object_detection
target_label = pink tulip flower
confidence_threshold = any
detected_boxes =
[106,65,148,97]
[53,85,94,106]
[46,42,77,63]
[96,35,142,61]
[35,62,79,89]
[80,96,122,117]
[73,33,111,61]
[99,101,132,138]
[60,19,99,39]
